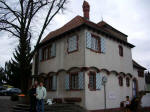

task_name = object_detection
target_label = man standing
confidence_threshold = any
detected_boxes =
[36,81,47,112]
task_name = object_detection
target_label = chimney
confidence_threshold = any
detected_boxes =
[82,1,90,20]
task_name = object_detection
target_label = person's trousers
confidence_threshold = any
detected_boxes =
[37,99,44,112]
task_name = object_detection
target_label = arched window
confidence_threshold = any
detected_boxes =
[126,77,130,87]
[118,76,123,86]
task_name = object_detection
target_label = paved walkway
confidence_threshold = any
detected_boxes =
[0,96,18,112]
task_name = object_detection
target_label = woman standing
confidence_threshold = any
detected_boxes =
[29,81,38,112]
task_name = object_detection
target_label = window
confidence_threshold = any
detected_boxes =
[41,43,56,61]
[48,75,57,91]
[91,35,100,52]
[70,73,79,89]
[68,35,78,53]
[89,71,96,90]
[86,32,106,53]
[49,43,56,58]
[48,76,53,90]
[65,72,84,90]
[138,70,144,77]
[118,76,123,86]
[42,47,48,60]
[126,77,130,87]
[119,45,123,56]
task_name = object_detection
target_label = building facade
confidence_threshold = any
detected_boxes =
[32,1,146,111]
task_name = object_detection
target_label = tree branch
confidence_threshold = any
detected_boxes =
[29,0,67,61]
[0,27,20,38]
[0,0,21,23]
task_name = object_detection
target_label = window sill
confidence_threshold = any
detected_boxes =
[40,56,56,62]
[87,47,101,53]
[67,49,78,54]
[89,88,97,91]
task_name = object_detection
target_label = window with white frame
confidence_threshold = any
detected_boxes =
[68,35,78,53]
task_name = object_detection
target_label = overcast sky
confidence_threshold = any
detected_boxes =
[0,0,150,70]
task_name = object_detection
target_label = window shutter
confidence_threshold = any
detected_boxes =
[101,38,106,53]
[78,72,84,89]
[96,73,102,90]
[51,43,56,57]
[86,31,92,49]
[68,36,77,52]
[65,74,70,90]
[52,75,57,90]
[39,49,42,61]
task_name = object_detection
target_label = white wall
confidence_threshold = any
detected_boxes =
[37,29,85,74]
[84,70,132,110]
[46,71,85,107]
[85,29,133,75]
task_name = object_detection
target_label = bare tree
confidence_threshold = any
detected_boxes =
[0,0,67,93]
[0,0,67,59]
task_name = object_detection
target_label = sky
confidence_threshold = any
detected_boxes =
[0,0,150,70]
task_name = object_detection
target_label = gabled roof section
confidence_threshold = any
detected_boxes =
[42,16,85,43]
[133,60,146,70]
[41,16,134,48]
[97,21,128,42]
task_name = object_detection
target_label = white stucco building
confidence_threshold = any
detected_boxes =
[32,1,147,111]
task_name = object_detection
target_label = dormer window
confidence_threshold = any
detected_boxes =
[119,45,123,57]
[67,35,78,53]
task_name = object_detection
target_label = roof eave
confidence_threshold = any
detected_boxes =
[39,23,135,48]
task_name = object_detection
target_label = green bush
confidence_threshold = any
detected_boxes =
[11,94,19,101]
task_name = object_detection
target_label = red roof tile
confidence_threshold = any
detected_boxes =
[42,16,85,43]
[97,21,128,41]
[41,16,134,48]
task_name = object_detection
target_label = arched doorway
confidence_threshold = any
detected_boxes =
[132,78,138,97]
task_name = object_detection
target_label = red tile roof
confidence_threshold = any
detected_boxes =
[42,16,85,43]
[97,21,128,41]
[41,15,134,48]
